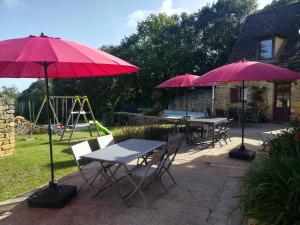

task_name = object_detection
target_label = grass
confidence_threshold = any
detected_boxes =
[0,123,169,202]
[0,126,142,202]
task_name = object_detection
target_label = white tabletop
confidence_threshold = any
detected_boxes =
[81,138,167,165]
[187,117,227,125]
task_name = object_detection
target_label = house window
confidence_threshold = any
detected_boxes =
[230,88,239,103]
[259,39,273,59]
[230,87,248,103]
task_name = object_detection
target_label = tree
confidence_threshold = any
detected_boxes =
[52,0,257,118]
[265,0,300,8]
[0,85,20,100]
[17,80,50,122]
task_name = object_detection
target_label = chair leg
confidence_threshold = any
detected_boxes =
[226,134,231,142]
[138,189,149,208]
[166,169,177,186]
[154,177,168,194]
[79,170,101,194]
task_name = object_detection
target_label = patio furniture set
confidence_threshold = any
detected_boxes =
[164,109,232,148]
[71,132,185,207]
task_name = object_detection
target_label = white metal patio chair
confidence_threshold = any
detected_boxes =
[71,141,107,193]
[96,134,115,149]
[124,148,168,207]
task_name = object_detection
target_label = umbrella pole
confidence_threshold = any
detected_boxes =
[228,80,255,161]
[241,81,245,150]
[185,88,188,118]
[211,85,215,113]
[27,63,77,208]
[43,63,56,188]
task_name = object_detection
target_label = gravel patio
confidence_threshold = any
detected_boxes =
[0,123,284,225]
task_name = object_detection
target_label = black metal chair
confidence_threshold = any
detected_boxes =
[215,108,226,117]
[206,107,215,118]
[245,108,261,123]
[213,120,232,146]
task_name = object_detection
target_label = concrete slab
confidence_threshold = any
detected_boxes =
[0,123,285,225]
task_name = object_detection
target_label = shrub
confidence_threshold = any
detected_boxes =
[240,155,300,225]
[112,124,171,142]
[113,125,146,142]
[240,121,300,225]
[266,124,300,158]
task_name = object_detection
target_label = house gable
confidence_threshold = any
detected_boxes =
[229,2,300,65]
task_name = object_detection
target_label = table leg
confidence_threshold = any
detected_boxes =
[212,123,215,148]
[185,121,190,144]
[92,163,127,206]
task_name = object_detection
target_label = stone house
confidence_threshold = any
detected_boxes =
[170,2,300,122]
[216,2,300,122]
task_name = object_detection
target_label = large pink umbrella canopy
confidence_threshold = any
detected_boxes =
[0,34,140,200]
[192,60,300,84]
[0,34,139,78]
[192,60,300,160]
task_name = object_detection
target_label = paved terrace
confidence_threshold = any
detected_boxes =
[0,123,285,225]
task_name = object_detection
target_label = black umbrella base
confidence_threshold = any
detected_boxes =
[27,184,77,208]
[229,146,256,161]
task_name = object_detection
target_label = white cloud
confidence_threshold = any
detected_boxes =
[2,0,25,9]
[126,0,188,28]
[160,0,186,15]
[127,10,153,28]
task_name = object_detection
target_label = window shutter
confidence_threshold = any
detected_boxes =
[230,88,239,103]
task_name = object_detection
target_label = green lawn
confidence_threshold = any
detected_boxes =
[0,127,131,202]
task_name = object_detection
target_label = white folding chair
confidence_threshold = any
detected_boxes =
[157,132,185,186]
[71,141,104,192]
[96,134,115,149]
[124,149,168,207]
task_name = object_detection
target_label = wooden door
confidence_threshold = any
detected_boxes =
[273,82,291,122]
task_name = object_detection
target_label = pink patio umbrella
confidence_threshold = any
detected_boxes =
[0,33,139,208]
[156,74,215,117]
[192,60,300,160]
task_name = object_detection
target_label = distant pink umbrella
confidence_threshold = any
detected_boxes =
[157,74,211,117]
[192,60,300,160]
[157,74,200,88]
[157,74,216,115]
[0,33,139,208]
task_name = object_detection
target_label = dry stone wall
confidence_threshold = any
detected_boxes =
[291,80,300,120]
[0,95,15,156]
[169,90,212,112]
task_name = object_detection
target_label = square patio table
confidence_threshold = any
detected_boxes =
[185,117,228,147]
[81,138,167,205]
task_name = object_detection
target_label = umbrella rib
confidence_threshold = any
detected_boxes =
[47,39,59,62]
[62,41,97,64]
[61,41,126,75]
[63,41,131,69]
[15,37,35,62]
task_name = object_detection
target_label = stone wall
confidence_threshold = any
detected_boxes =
[0,95,15,156]
[215,81,274,120]
[291,80,300,120]
[168,89,213,112]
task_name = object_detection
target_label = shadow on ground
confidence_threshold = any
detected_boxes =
[0,123,285,225]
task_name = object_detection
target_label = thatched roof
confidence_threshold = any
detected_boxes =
[229,2,300,65]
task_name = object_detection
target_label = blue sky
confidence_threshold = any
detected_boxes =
[0,0,272,92]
